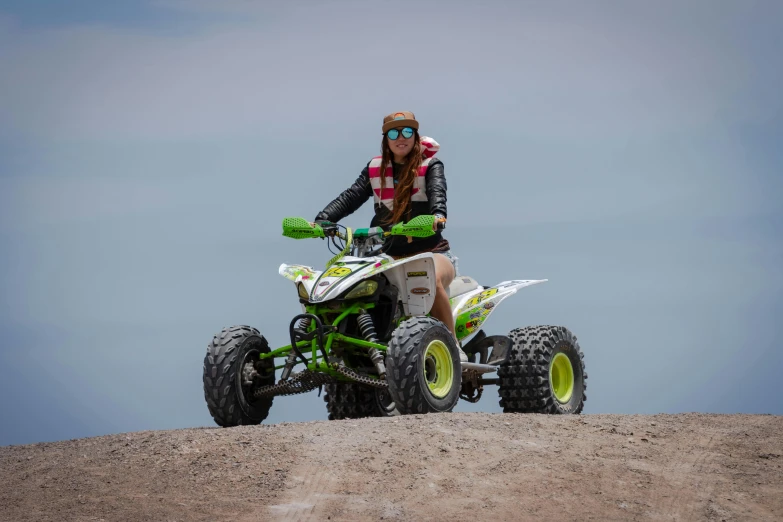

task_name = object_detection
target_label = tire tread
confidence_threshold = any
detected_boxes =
[386,316,461,415]
[203,325,274,427]
[497,325,587,414]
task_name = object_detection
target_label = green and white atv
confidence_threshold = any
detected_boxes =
[203,215,586,426]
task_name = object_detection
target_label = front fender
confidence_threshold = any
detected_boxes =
[279,263,318,283]
[304,252,439,311]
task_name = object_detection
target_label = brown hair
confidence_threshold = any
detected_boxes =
[379,130,423,226]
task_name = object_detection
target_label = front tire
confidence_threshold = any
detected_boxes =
[386,317,462,414]
[203,325,275,427]
[497,325,587,414]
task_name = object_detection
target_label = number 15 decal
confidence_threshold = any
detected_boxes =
[323,266,351,278]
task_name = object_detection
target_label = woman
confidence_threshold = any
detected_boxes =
[314,110,467,361]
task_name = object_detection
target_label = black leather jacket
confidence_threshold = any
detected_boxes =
[314,159,448,256]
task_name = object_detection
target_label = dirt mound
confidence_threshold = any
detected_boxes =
[1,413,781,521]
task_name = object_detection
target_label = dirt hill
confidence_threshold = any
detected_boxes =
[1,413,781,521]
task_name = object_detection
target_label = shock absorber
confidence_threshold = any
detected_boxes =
[281,317,311,381]
[357,310,386,378]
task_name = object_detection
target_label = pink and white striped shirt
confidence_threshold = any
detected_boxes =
[367,137,440,211]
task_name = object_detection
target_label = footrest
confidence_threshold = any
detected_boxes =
[461,362,497,374]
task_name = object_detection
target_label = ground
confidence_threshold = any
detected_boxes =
[1,413,781,521]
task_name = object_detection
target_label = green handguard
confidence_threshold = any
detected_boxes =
[282,217,325,239]
[389,215,436,238]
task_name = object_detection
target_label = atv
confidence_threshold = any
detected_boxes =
[203,215,587,426]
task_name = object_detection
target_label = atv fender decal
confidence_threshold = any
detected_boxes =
[464,288,498,308]
[453,279,548,340]
[279,263,317,282]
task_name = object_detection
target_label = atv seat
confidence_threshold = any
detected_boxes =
[448,276,481,298]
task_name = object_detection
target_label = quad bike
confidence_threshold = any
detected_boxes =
[203,215,587,426]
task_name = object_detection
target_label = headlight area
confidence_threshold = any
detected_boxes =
[342,279,379,300]
[297,282,309,300]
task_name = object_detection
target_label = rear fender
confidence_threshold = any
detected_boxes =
[452,279,547,341]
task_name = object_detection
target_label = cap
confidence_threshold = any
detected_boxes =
[382,111,419,133]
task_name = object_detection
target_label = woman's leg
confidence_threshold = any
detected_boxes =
[431,253,459,341]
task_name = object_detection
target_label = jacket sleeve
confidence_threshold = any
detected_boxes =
[314,164,373,222]
[425,159,447,218]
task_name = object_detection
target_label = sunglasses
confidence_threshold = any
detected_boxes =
[386,127,415,140]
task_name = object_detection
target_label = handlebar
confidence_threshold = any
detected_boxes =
[281,214,439,241]
[281,214,444,269]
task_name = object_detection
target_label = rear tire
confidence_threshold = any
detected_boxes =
[497,325,587,414]
[323,383,378,420]
[386,316,462,414]
[323,383,400,419]
[203,325,275,427]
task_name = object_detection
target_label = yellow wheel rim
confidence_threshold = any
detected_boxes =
[550,352,574,403]
[423,340,454,399]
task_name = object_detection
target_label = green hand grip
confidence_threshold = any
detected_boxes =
[353,227,384,238]
[282,217,325,239]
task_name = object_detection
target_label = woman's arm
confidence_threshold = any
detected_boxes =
[314,165,373,223]
[425,159,447,219]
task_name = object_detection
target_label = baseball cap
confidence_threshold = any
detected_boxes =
[382,111,419,133]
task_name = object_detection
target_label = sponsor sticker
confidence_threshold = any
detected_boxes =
[410,287,430,295]
[407,271,428,277]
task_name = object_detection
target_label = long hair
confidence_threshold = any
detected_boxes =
[378,130,423,226]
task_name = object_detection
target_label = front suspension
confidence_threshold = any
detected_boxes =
[280,313,333,380]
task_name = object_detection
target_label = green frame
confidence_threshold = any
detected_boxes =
[258,300,393,381]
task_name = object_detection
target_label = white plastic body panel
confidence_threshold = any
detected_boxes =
[280,252,438,316]
[383,255,436,316]
[280,260,547,332]
[450,279,548,344]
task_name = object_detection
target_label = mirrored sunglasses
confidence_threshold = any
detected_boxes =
[386,127,415,140]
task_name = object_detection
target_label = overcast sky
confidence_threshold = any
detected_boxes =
[1,0,781,446]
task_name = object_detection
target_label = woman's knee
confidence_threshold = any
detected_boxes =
[433,254,455,289]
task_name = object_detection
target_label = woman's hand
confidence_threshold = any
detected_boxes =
[433,214,447,231]
[313,220,338,237]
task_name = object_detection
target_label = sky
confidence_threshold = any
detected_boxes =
[1,0,781,446]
